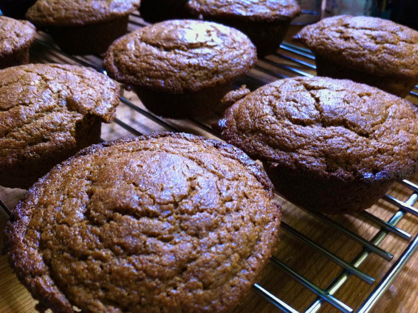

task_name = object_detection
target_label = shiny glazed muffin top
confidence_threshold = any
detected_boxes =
[5,133,281,313]
[26,0,140,26]
[295,15,418,78]
[187,0,301,22]
[0,16,36,56]
[219,77,418,183]
[0,64,120,173]
[103,20,257,93]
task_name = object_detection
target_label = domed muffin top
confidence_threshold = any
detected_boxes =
[26,0,140,26]
[0,16,36,56]
[295,15,418,78]
[0,64,120,175]
[187,0,301,22]
[103,20,257,93]
[5,133,280,313]
[219,77,418,183]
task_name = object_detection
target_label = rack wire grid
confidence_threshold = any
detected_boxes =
[1,12,418,313]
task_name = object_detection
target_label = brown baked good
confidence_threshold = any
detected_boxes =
[104,19,257,119]
[26,0,140,55]
[186,0,301,57]
[294,15,418,98]
[0,16,36,69]
[0,0,36,19]
[139,0,192,23]
[5,132,281,313]
[217,77,418,214]
[0,63,120,189]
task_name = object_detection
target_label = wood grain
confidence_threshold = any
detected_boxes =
[1,22,418,313]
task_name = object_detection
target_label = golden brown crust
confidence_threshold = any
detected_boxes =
[219,77,418,183]
[294,15,418,79]
[221,85,251,107]
[186,0,301,22]
[26,0,140,27]
[0,16,36,56]
[103,20,257,93]
[5,132,281,313]
[0,64,120,189]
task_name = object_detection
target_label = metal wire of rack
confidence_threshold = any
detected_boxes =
[1,13,418,313]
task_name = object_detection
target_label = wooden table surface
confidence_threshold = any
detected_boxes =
[1,22,418,313]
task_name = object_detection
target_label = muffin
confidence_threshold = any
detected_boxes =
[5,132,281,313]
[294,15,418,98]
[0,16,36,69]
[217,77,418,214]
[25,0,140,55]
[104,20,257,119]
[139,0,192,23]
[0,63,120,189]
[186,0,301,57]
[0,0,36,19]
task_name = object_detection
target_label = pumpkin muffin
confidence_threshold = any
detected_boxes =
[217,77,418,214]
[186,0,301,57]
[0,0,36,19]
[0,63,120,189]
[5,132,281,313]
[0,16,36,69]
[26,0,140,55]
[139,0,192,23]
[103,19,256,119]
[295,15,418,98]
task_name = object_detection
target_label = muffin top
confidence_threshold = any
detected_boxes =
[103,20,257,93]
[26,0,140,26]
[0,64,120,173]
[218,77,418,183]
[295,15,418,78]
[5,132,281,313]
[0,16,36,56]
[187,0,301,22]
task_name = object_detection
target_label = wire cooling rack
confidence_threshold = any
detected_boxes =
[1,13,418,313]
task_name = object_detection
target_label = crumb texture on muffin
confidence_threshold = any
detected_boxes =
[5,133,281,313]
[220,77,418,183]
[103,20,257,93]
[0,16,36,56]
[26,0,140,26]
[0,64,120,184]
[295,15,418,78]
[187,0,301,22]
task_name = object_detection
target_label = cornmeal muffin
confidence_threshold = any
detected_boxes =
[104,20,256,119]
[0,16,36,69]
[217,77,418,214]
[26,0,140,55]
[0,0,36,19]
[139,0,192,23]
[0,64,120,189]
[295,15,418,98]
[5,132,281,313]
[186,0,301,57]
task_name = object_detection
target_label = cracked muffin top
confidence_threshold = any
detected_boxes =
[0,64,120,172]
[187,0,301,22]
[5,132,281,313]
[218,77,418,183]
[103,20,257,93]
[0,16,36,56]
[294,15,418,78]
[26,0,140,27]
